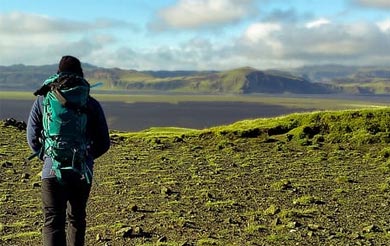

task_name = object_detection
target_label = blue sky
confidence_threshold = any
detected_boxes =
[1,0,389,70]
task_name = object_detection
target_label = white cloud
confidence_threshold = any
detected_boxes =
[286,22,389,62]
[305,18,331,29]
[244,23,281,42]
[1,10,390,70]
[354,0,390,8]
[152,0,256,30]
[377,19,390,32]
[0,33,115,66]
[3,21,390,70]
[242,22,283,56]
[0,12,135,65]
[229,20,390,69]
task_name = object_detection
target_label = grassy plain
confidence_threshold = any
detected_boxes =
[2,107,390,245]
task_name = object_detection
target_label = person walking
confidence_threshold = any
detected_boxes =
[27,55,110,246]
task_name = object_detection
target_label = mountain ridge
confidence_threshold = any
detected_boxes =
[1,64,389,95]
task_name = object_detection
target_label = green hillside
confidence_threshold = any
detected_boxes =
[85,66,327,94]
[2,64,390,94]
[2,108,390,245]
[3,64,390,95]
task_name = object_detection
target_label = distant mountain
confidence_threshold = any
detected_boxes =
[83,66,333,94]
[0,64,56,90]
[1,64,389,95]
[293,65,390,94]
[0,63,98,91]
[294,64,390,83]
[228,67,332,94]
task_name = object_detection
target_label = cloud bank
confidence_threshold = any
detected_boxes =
[1,0,390,70]
[0,12,134,34]
[0,12,132,65]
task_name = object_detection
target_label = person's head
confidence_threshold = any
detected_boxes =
[57,55,84,77]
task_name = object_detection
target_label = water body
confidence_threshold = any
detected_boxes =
[0,99,311,131]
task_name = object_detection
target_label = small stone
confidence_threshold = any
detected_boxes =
[133,226,143,235]
[206,192,214,199]
[157,236,167,242]
[271,218,282,226]
[308,224,321,231]
[116,227,132,238]
[225,217,234,224]
[173,137,184,143]
[287,221,300,229]
[137,214,146,220]
[363,224,381,233]
[21,173,30,179]
[328,235,336,240]
[4,118,17,126]
[96,233,102,241]
[1,161,13,168]
[351,232,363,240]
[16,121,27,131]
[130,204,138,212]
[161,187,173,195]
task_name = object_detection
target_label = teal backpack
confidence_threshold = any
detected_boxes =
[34,73,91,183]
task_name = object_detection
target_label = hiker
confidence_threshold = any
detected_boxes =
[27,56,110,246]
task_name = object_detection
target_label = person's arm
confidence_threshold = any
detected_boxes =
[27,97,43,154]
[87,97,110,159]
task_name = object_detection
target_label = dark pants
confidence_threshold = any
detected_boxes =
[41,172,91,246]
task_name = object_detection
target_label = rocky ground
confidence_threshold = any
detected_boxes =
[2,117,390,245]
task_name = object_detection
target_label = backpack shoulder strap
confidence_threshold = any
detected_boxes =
[33,74,60,96]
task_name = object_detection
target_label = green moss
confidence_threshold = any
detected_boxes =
[335,176,354,184]
[271,179,292,191]
[244,224,268,234]
[293,195,323,206]
[5,221,30,229]
[197,238,222,246]
[264,204,280,216]
[334,188,347,194]
[205,200,237,208]
[0,231,40,240]
[379,182,390,192]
